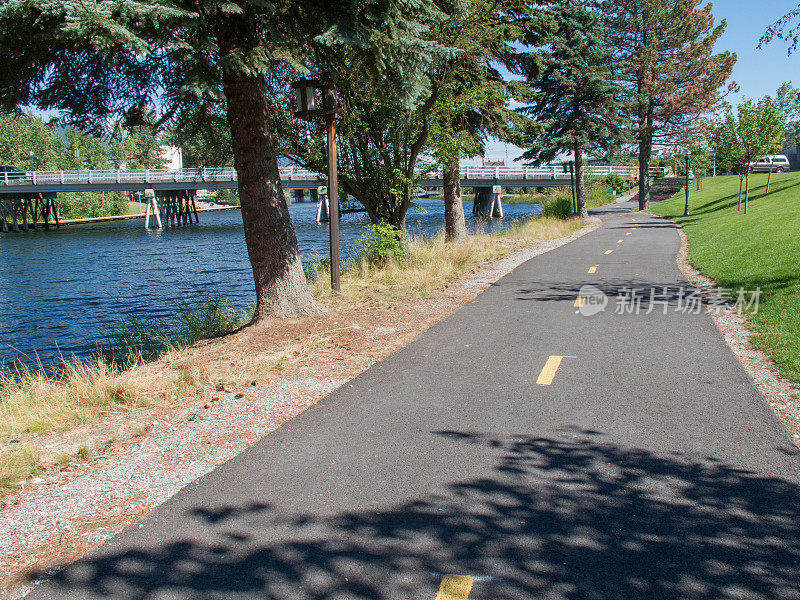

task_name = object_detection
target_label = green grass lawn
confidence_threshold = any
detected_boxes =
[651,172,800,382]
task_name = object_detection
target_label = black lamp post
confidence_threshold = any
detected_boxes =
[684,151,691,216]
[292,77,341,292]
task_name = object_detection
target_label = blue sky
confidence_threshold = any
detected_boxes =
[482,0,799,163]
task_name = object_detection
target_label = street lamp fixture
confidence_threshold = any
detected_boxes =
[292,77,341,292]
[684,151,691,217]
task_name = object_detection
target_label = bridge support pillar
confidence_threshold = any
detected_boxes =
[0,193,59,233]
[151,189,198,228]
[316,193,330,223]
[144,189,162,229]
[472,186,503,218]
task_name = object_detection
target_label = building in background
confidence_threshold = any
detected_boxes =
[160,145,183,170]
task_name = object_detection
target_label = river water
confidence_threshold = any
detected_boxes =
[0,198,541,367]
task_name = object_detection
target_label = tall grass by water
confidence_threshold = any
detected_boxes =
[0,295,249,472]
[99,294,249,368]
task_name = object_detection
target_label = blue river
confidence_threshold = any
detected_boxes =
[0,198,541,367]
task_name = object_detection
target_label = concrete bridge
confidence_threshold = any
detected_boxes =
[0,165,646,231]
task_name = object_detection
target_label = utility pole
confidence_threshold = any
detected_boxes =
[293,77,341,292]
[325,95,341,293]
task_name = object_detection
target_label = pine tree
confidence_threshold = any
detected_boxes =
[601,0,736,210]
[0,0,446,322]
[519,1,626,218]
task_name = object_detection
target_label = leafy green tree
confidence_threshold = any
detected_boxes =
[520,1,626,218]
[760,5,800,55]
[167,112,233,168]
[285,1,543,231]
[0,112,64,170]
[601,0,736,209]
[714,99,784,212]
[64,127,110,170]
[773,81,800,149]
[711,108,747,208]
[1,0,444,322]
[737,98,785,202]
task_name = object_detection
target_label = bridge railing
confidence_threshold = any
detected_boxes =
[1,164,644,187]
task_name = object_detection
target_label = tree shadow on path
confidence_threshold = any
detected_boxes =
[36,430,800,599]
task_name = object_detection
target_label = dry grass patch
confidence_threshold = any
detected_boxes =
[0,361,144,441]
[312,215,583,308]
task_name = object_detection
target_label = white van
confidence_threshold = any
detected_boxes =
[747,155,791,173]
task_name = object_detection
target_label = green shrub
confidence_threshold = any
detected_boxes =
[355,223,407,265]
[603,173,628,195]
[541,194,574,219]
[213,189,240,205]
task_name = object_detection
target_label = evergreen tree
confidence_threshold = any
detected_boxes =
[519,1,626,218]
[600,0,736,210]
[0,1,446,322]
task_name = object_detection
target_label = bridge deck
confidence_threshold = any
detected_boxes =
[0,166,644,195]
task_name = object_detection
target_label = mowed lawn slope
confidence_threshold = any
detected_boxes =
[651,172,800,382]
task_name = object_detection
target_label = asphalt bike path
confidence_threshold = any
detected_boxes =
[30,201,800,600]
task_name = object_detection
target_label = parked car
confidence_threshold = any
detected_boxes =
[0,165,31,182]
[742,155,791,174]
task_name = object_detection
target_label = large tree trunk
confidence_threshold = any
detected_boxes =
[221,71,322,322]
[443,160,467,242]
[574,144,588,218]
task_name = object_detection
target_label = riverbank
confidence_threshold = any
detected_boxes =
[0,214,596,597]
[650,172,800,383]
[1,218,579,474]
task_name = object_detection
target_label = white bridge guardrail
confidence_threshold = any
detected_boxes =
[1,165,659,187]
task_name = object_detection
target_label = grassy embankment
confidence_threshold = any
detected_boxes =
[0,211,584,492]
[651,171,800,382]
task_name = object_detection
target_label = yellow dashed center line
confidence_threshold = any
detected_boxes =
[626,232,631,235]
[588,266,598,274]
[617,239,623,243]
[435,575,474,600]
[537,355,563,385]
[604,250,613,255]
[574,296,586,307]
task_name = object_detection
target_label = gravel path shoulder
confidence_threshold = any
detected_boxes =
[673,225,800,445]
